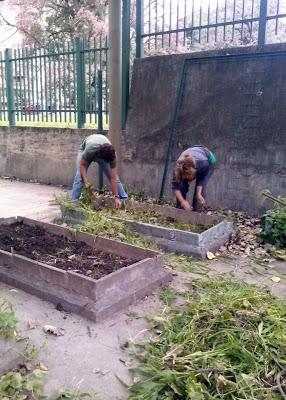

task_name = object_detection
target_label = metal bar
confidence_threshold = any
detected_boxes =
[87,41,91,125]
[62,42,67,124]
[122,0,131,129]
[275,0,280,35]
[175,0,179,47]
[43,47,49,122]
[67,42,72,123]
[5,48,15,126]
[258,0,268,45]
[58,44,62,123]
[159,61,188,200]
[199,4,202,43]
[148,0,151,50]
[39,46,44,123]
[93,37,97,125]
[207,1,210,43]
[241,0,245,41]
[215,0,219,41]
[13,49,18,122]
[53,48,57,123]
[98,70,104,190]
[48,47,53,123]
[162,0,165,48]
[30,47,35,122]
[26,48,31,122]
[183,0,186,46]
[105,36,108,125]
[169,0,172,47]
[0,54,3,120]
[155,0,158,49]
[224,0,227,41]
[34,47,39,122]
[232,0,236,41]
[136,0,143,58]
[75,37,85,128]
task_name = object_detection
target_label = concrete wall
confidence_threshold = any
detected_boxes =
[0,126,101,187]
[122,44,286,214]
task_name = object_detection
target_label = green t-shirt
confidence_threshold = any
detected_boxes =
[81,134,116,168]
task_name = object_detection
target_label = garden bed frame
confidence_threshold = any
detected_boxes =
[0,217,171,322]
[62,197,233,259]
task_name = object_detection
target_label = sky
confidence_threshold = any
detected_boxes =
[0,3,23,50]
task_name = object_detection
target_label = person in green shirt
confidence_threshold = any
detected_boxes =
[71,134,128,208]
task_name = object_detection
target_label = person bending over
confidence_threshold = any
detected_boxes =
[172,145,216,212]
[71,134,128,208]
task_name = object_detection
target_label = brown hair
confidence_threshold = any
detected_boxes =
[96,144,116,163]
[175,155,196,182]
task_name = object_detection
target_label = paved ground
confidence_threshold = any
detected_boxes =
[0,178,66,221]
[0,179,285,399]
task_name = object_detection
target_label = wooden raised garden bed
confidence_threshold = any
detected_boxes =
[61,196,234,259]
[0,217,171,321]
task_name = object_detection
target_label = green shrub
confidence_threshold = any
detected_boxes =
[260,201,286,248]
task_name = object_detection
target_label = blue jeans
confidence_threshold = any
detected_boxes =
[71,147,128,201]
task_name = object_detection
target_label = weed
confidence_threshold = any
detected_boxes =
[159,287,177,306]
[260,198,286,248]
[0,298,17,338]
[129,279,286,399]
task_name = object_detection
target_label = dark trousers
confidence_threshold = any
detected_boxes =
[176,165,215,212]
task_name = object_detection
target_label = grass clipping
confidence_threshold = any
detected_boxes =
[129,279,286,399]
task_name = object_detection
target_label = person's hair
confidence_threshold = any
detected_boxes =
[175,155,196,182]
[96,144,116,163]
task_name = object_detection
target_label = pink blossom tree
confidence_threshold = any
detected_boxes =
[2,0,108,45]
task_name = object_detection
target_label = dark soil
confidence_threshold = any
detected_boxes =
[0,222,139,280]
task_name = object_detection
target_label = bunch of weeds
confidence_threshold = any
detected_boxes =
[129,279,286,399]
[75,208,158,250]
[0,298,17,338]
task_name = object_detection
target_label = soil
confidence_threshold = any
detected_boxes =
[0,222,139,280]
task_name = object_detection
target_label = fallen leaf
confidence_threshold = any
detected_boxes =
[206,251,215,260]
[92,368,110,376]
[43,325,65,336]
[271,276,281,283]
[36,362,49,371]
[27,319,37,329]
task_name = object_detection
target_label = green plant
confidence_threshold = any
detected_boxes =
[0,298,17,338]
[159,287,177,306]
[0,369,46,400]
[260,199,286,248]
[128,279,286,399]
[50,389,93,399]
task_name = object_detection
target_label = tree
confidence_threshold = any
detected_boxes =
[1,0,108,45]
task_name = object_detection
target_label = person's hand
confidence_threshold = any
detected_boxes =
[114,197,122,209]
[181,200,192,211]
[196,194,206,206]
[84,181,91,189]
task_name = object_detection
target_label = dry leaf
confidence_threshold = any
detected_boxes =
[206,251,215,260]
[271,276,281,283]
[43,324,65,336]
[27,319,37,329]
[92,368,110,376]
[36,362,49,371]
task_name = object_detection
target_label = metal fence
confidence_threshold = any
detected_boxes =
[135,0,286,56]
[0,37,108,128]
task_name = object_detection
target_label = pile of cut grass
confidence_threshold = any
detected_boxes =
[129,279,286,399]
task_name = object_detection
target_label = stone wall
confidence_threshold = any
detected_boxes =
[0,126,100,187]
[122,43,286,214]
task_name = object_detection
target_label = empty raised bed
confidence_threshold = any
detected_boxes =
[0,217,171,321]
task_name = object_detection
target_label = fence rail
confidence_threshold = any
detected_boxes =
[0,37,108,128]
[136,0,286,56]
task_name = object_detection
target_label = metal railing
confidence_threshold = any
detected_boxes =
[135,0,286,56]
[0,37,108,128]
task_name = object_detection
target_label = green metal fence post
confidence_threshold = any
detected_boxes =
[5,48,15,126]
[258,0,268,45]
[136,0,143,58]
[75,37,85,128]
[97,70,104,191]
[122,0,131,129]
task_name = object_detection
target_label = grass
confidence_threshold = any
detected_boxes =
[128,279,286,399]
[0,117,109,130]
